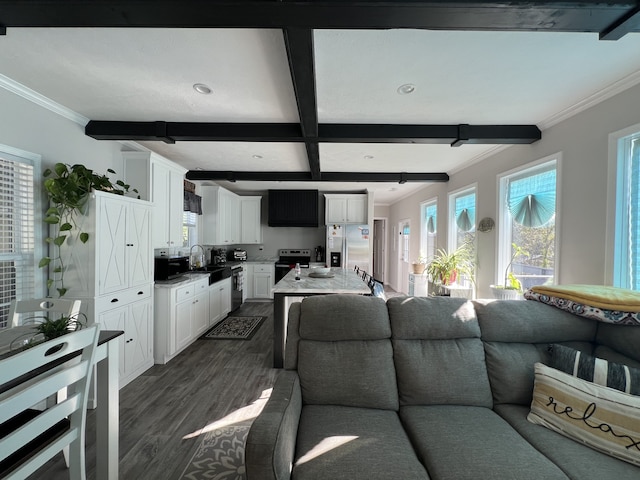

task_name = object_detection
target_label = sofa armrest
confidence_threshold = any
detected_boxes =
[246,370,302,480]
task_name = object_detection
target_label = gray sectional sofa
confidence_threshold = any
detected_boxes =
[246,294,640,480]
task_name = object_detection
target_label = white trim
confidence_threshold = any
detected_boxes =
[419,197,438,260]
[0,74,89,126]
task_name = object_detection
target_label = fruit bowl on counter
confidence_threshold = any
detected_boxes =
[309,266,334,278]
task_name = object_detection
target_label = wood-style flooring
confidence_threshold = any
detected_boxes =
[34,301,278,480]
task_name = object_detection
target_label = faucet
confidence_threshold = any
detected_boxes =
[189,244,206,270]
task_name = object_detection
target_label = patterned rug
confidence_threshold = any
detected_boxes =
[202,316,265,340]
[179,424,250,480]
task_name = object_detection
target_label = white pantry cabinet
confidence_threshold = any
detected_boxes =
[123,151,187,249]
[209,277,232,326]
[324,194,367,224]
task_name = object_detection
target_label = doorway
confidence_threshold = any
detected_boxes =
[373,218,386,283]
[397,220,410,294]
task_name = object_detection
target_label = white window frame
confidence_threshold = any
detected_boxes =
[448,184,477,253]
[607,123,640,288]
[420,197,437,262]
[496,154,560,289]
[182,210,198,248]
[0,144,42,328]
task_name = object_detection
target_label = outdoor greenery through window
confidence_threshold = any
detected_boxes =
[448,186,476,286]
[183,210,197,248]
[498,157,557,290]
[420,199,437,261]
[0,147,39,328]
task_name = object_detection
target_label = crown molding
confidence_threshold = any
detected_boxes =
[0,74,89,126]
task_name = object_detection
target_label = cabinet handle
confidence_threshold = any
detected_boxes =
[111,298,119,303]
[138,291,144,295]
[126,243,134,247]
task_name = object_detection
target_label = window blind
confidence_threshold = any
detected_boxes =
[455,193,475,232]
[630,139,640,290]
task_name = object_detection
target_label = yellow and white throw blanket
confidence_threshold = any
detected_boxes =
[524,284,640,325]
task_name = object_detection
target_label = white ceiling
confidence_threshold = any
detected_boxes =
[2,27,640,204]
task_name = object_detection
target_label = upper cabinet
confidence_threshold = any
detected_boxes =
[202,187,262,245]
[324,194,368,224]
[240,196,262,244]
[123,151,187,249]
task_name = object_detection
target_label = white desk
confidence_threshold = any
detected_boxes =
[0,327,122,480]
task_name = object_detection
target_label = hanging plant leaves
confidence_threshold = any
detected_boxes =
[44,215,60,224]
[57,288,68,297]
[53,235,66,246]
[79,232,89,243]
[59,222,73,231]
[38,257,51,268]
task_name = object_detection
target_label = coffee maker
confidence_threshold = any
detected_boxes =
[314,245,325,263]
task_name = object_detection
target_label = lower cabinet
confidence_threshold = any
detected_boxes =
[154,275,211,365]
[209,277,232,326]
[253,264,275,299]
[98,295,154,388]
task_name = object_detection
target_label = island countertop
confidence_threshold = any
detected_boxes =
[273,267,371,295]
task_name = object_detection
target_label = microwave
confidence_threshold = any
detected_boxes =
[154,256,190,281]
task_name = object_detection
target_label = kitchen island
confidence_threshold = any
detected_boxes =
[272,267,371,367]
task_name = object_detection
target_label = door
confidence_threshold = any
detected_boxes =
[397,220,410,294]
[373,219,385,282]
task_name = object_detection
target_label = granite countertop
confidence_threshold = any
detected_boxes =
[273,267,371,295]
[154,272,210,288]
[246,256,278,263]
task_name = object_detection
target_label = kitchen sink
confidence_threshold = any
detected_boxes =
[204,265,232,284]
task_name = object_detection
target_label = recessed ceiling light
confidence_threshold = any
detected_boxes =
[397,83,416,95]
[389,187,398,191]
[364,155,374,160]
[193,83,212,94]
[252,154,263,159]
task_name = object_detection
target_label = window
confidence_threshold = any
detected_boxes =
[401,222,410,262]
[0,146,40,328]
[448,186,476,287]
[182,211,197,248]
[610,127,640,289]
[498,157,557,290]
[420,199,437,261]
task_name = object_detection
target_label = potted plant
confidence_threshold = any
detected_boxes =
[411,256,427,274]
[39,163,138,297]
[426,243,475,294]
[490,243,529,299]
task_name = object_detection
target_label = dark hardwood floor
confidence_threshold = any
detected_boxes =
[35,301,278,480]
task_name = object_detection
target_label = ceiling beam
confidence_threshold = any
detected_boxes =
[85,121,541,144]
[600,6,640,40]
[283,27,321,180]
[0,1,639,36]
[186,170,450,183]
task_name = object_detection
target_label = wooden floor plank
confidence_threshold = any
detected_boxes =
[33,301,278,480]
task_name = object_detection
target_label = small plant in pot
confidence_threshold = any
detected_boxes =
[10,312,87,351]
[426,243,475,294]
[411,256,427,274]
[490,243,530,299]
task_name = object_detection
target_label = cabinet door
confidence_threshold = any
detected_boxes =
[253,273,272,299]
[240,197,262,244]
[346,196,367,223]
[98,306,127,380]
[151,162,171,248]
[325,196,346,223]
[168,168,184,247]
[220,279,231,316]
[175,300,192,351]
[209,285,222,326]
[224,191,240,244]
[128,203,152,287]
[192,290,209,336]
[128,298,153,373]
[98,196,128,295]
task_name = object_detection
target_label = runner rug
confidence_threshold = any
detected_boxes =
[202,316,265,340]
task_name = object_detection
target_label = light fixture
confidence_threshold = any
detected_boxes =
[252,154,263,159]
[364,155,374,160]
[193,83,212,94]
[397,83,416,95]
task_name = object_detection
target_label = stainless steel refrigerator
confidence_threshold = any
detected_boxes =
[326,224,371,272]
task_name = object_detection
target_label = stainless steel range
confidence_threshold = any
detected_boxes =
[274,249,311,283]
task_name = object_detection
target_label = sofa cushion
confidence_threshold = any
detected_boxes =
[596,322,640,363]
[496,404,640,480]
[474,299,597,343]
[400,405,568,480]
[528,363,640,467]
[298,339,399,410]
[549,343,640,394]
[292,405,429,480]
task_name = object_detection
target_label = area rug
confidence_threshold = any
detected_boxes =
[179,424,250,480]
[202,316,265,340]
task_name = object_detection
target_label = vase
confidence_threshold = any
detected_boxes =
[411,263,426,274]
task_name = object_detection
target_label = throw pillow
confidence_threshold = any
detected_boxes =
[528,363,640,466]
[549,344,640,395]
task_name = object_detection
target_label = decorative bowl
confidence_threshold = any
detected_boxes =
[312,266,331,275]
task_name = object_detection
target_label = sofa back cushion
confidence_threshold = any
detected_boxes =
[474,299,598,405]
[596,323,640,364]
[388,296,493,407]
[295,295,399,410]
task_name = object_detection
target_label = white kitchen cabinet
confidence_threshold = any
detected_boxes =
[154,275,211,365]
[324,194,368,224]
[244,264,254,299]
[98,294,153,388]
[201,185,241,245]
[123,151,186,249]
[253,264,275,299]
[240,196,262,244]
[209,277,232,326]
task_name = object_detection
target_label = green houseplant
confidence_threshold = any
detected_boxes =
[426,243,475,293]
[39,163,138,297]
[490,243,530,299]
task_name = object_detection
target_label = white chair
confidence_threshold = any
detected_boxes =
[8,298,82,328]
[0,324,100,480]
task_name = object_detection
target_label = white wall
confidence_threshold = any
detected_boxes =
[387,81,640,298]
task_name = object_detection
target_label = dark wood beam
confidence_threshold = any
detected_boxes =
[600,6,640,40]
[283,27,321,179]
[0,25,6,35]
[186,170,449,183]
[86,121,541,144]
[0,1,638,36]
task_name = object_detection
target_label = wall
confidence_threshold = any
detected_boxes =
[387,81,640,297]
